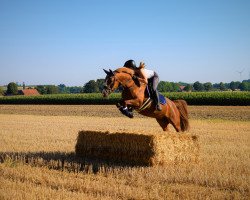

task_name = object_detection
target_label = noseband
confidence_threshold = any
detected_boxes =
[104,75,117,93]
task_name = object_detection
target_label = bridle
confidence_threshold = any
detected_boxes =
[104,70,136,93]
[103,74,117,93]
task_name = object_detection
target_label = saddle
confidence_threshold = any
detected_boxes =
[119,76,166,115]
[137,83,166,112]
[146,82,166,105]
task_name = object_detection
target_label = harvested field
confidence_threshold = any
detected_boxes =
[0,105,249,199]
[0,104,249,121]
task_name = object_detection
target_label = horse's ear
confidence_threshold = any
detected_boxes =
[109,69,115,76]
[103,69,110,75]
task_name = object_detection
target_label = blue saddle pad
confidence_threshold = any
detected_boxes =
[145,86,167,105]
[159,93,167,105]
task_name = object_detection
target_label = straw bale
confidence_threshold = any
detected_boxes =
[75,130,199,166]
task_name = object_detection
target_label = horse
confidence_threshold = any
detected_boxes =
[102,67,189,132]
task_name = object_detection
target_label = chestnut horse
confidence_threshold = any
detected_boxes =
[103,67,189,132]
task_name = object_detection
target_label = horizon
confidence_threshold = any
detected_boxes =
[0,0,250,86]
[1,78,249,88]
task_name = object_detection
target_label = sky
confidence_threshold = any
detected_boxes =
[0,0,250,86]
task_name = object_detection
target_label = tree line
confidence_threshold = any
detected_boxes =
[158,80,250,92]
[1,79,250,96]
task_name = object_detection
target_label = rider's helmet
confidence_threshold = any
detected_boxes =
[124,60,137,70]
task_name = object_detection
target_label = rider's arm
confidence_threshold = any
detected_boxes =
[137,69,148,84]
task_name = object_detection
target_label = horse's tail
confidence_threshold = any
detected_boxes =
[173,100,190,132]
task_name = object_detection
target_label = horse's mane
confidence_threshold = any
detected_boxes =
[114,67,135,77]
[114,67,142,87]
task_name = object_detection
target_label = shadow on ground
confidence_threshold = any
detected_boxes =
[0,151,145,174]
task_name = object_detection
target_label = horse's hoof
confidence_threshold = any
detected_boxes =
[128,112,134,118]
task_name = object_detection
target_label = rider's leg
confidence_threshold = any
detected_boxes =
[154,91,162,111]
[152,73,162,111]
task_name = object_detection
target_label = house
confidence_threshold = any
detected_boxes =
[19,89,40,96]
[179,85,186,92]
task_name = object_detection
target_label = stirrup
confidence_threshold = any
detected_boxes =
[156,104,162,111]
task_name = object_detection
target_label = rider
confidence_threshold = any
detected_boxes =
[123,60,162,111]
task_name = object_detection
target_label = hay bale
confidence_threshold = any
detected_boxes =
[75,130,199,166]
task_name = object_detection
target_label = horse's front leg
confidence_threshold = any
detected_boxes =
[124,98,143,108]
[116,98,143,118]
[116,99,134,118]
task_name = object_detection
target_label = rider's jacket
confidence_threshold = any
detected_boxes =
[142,69,155,79]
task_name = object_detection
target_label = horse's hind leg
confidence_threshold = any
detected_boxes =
[167,101,182,132]
[156,117,170,131]
[170,121,181,132]
[169,115,181,132]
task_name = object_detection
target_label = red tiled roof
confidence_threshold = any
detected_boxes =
[179,86,186,90]
[20,89,40,96]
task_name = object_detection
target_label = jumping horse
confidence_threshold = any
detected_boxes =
[102,67,189,132]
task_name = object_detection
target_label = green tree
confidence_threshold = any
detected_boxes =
[165,82,173,92]
[239,82,250,91]
[158,81,167,92]
[22,82,25,90]
[83,80,99,93]
[229,81,240,91]
[152,81,179,92]
[203,82,212,91]
[178,82,188,86]
[171,82,180,92]
[96,79,105,92]
[46,85,59,94]
[36,85,47,94]
[193,81,204,91]
[6,82,18,95]
[183,84,192,92]
[69,86,82,93]
[219,82,226,91]
[58,84,67,93]
[0,87,4,95]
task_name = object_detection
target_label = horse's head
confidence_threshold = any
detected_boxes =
[102,67,139,97]
[102,69,120,97]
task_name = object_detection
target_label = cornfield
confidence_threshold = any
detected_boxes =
[0,91,249,105]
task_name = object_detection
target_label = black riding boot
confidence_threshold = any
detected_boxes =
[154,91,162,111]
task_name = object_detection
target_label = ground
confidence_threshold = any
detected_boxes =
[0,105,249,200]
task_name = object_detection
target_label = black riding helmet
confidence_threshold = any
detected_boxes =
[124,60,137,70]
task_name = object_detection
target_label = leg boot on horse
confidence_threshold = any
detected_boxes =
[116,103,134,118]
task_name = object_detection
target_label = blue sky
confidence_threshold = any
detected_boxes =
[0,0,249,86]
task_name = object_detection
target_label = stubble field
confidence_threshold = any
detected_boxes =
[0,105,249,200]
